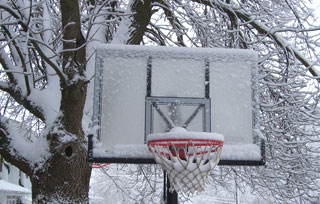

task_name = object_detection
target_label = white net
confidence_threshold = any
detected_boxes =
[148,136,223,195]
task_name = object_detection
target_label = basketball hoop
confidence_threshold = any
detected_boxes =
[147,127,224,195]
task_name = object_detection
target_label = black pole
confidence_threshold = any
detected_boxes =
[146,56,152,97]
[163,171,167,202]
[167,179,178,204]
[164,171,178,204]
[205,59,210,99]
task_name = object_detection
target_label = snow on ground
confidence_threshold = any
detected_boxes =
[89,165,272,204]
[184,185,271,204]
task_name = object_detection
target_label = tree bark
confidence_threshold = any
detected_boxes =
[30,0,91,202]
[127,0,153,44]
[31,138,91,203]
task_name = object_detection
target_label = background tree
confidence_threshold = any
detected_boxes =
[0,0,319,203]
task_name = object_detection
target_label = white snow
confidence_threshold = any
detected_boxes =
[93,143,261,161]
[170,127,188,133]
[220,144,261,160]
[0,180,31,194]
[95,44,257,59]
[93,144,151,159]
[111,0,134,44]
[4,118,50,170]
[89,166,273,204]
[147,127,224,142]
[28,86,60,126]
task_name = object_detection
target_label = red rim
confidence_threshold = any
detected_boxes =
[147,138,224,147]
[148,139,224,158]
[92,163,110,168]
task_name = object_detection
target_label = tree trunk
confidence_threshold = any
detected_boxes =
[29,78,91,203]
[126,0,153,44]
[28,0,92,203]
[28,0,152,202]
[30,138,91,203]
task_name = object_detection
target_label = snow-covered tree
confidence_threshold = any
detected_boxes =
[0,0,319,203]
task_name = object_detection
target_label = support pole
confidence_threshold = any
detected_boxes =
[163,171,178,204]
[235,175,240,204]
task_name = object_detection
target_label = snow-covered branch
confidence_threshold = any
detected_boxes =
[155,0,187,46]
[0,118,34,176]
[0,3,22,22]
[191,0,319,79]
[0,70,32,75]
[0,82,45,121]
[112,0,153,45]
[272,26,320,33]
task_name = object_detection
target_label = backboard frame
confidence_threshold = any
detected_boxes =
[88,44,265,166]
[145,97,211,138]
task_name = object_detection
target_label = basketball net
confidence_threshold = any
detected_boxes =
[147,128,224,195]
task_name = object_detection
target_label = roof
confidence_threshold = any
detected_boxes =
[0,180,31,195]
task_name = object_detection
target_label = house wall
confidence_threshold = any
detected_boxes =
[0,193,6,204]
[1,161,32,190]
[0,159,32,204]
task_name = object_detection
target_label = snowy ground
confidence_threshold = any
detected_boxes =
[89,165,272,204]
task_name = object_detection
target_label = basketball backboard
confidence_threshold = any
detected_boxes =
[88,45,265,165]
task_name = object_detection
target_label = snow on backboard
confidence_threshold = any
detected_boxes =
[89,45,265,165]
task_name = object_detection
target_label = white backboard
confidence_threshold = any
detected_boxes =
[89,45,264,165]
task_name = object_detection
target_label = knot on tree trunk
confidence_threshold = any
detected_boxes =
[62,141,78,159]
[31,133,91,203]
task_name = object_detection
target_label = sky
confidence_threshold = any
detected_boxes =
[311,1,320,19]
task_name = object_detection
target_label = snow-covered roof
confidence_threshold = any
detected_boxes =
[0,180,31,195]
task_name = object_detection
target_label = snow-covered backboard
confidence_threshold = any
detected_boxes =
[89,45,265,166]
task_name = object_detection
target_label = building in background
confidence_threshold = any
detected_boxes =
[0,156,32,204]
